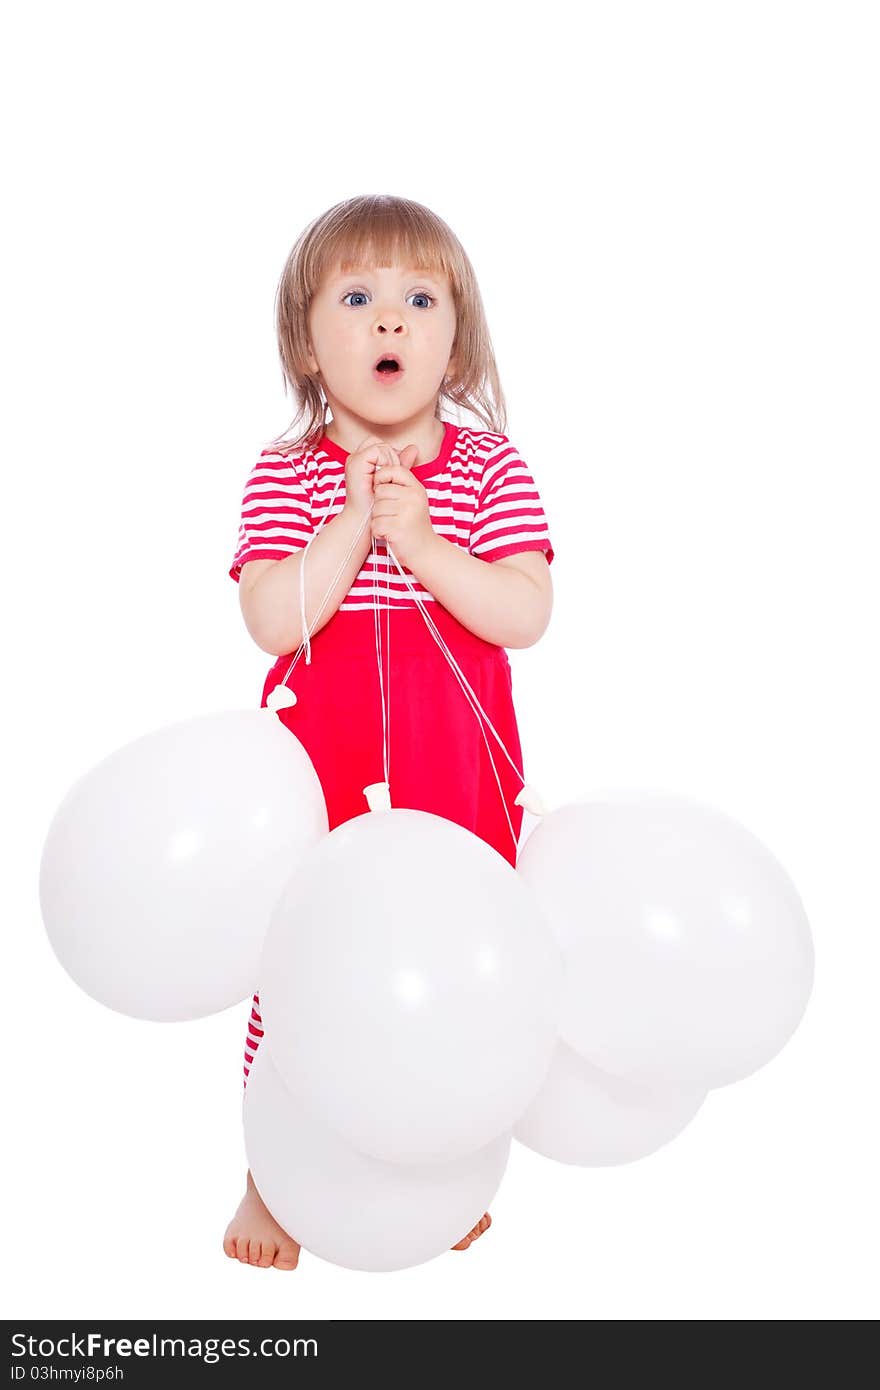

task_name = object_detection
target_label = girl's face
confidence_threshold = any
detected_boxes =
[305,261,457,424]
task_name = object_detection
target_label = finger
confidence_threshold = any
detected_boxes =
[397,443,419,469]
[368,445,395,471]
[373,463,408,484]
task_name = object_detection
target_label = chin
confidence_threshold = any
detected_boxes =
[352,393,423,423]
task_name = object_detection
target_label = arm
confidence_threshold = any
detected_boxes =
[239,504,373,656]
[406,536,553,649]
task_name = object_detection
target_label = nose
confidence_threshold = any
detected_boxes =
[374,309,407,335]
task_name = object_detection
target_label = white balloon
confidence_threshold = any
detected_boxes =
[260,808,562,1164]
[517,793,814,1088]
[244,1043,510,1272]
[39,710,328,1020]
[515,1039,706,1165]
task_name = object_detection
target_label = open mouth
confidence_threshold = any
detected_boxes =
[372,354,404,383]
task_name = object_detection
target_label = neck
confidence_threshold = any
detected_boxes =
[323,401,445,461]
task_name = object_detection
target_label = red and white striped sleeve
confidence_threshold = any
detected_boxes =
[228,449,315,583]
[469,437,555,566]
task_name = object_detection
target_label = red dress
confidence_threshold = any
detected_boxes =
[230,421,555,1088]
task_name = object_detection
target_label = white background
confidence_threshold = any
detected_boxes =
[4,0,878,1321]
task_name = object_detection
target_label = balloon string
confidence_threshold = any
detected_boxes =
[274,483,525,855]
[372,535,392,791]
[373,540,521,859]
[297,474,346,670]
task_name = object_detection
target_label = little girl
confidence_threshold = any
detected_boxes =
[223,193,555,1271]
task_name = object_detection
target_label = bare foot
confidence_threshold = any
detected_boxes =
[223,1170,301,1270]
[451,1212,492,1250]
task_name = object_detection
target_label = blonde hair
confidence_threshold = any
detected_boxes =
[266,193,508,454]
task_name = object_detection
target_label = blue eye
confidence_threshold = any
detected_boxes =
[342,289,436,309]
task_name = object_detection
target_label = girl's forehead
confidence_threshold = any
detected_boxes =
[326,260,447,282]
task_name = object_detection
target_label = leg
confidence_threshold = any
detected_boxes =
[224,990,302,1269]
[243,991,263,1089]
[234,991,487,1258]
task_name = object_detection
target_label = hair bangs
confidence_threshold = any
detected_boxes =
[309,207,457,294]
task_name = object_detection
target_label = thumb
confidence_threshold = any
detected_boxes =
[397,443,419,470]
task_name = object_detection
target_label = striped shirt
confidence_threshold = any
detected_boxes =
[229,420,554,610]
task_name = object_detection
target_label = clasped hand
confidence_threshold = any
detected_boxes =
[370,445,436,568]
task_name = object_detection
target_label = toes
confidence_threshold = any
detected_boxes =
[452,1212,492,1250]
[224,1234,278,1268]
[273,1244,300,1270]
